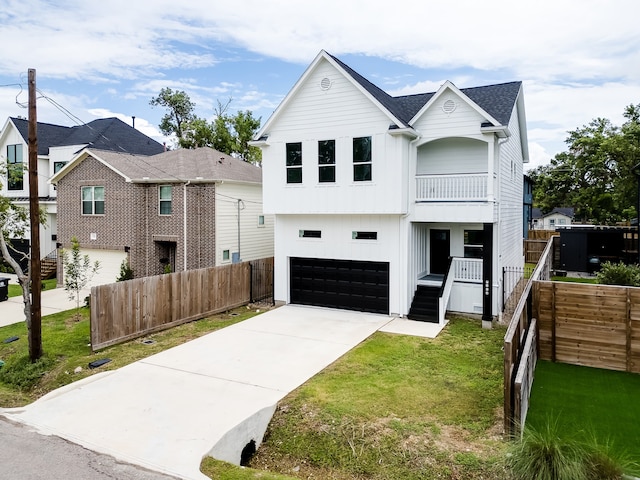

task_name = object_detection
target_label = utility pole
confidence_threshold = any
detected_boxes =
[28,68,42,361]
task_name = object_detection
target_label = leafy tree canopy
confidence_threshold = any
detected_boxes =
[151,91,262,165]
[529,104,640,225]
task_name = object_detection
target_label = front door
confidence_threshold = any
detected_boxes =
[430,229,450,274]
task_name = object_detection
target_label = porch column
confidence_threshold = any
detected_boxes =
[482,223,493,328]
[486,137,495,202]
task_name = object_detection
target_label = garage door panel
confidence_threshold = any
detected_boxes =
[290,257,389,314]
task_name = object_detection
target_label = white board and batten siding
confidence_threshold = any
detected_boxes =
[273,214,403,314]
[214,182,274,265]
[498,105,526,275]
[262,58,407,216]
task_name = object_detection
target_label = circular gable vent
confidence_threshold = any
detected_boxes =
[320,77,332,91]
[442,99,457,114]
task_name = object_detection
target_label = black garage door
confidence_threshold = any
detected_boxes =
[290,257,389,314]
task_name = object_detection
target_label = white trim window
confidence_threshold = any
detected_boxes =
[286,142,302,184]
[7,144,23,190]
[353,136,372,182]
[159,185,172,215]
[81,186,104,215]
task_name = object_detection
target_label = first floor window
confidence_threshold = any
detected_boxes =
[82,186,104,215]
[286,142,302,183]
[159,185,172,215]
[464,230,483,259]
[7,144,23,190]
[318,139,335,182]
[258,215,265,226]
[223,249,230,261]
[353,136,372,181]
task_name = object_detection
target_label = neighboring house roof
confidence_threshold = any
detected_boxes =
[51,147,263,185]
[532,207,575,220]
[10,117,164,156]
[257,50,522,137]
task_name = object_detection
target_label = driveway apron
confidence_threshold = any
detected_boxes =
[1,305,392,480]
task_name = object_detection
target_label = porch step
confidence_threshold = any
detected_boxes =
[408,285,440,323]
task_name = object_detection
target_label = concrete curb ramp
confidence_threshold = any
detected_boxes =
[1,305,405,480]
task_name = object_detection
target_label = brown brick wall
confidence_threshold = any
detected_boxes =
[57,155,217,279]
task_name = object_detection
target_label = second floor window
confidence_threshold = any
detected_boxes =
[286,142,302,184]
[7,144,23,190]
[353,136,372,182]
[318,140,335,183]
[82,186,104,215]
[159,185,172,215]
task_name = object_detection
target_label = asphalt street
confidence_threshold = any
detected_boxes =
[0,417,180,480]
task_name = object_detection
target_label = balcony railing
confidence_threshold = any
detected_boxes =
[416,173,488,202]
[452,257,483,283]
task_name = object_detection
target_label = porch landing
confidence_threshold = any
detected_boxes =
[417,273,444,287]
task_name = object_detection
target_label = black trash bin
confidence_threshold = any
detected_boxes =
[0,277,9,302]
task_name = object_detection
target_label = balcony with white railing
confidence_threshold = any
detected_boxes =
[451,257,483,283]
[416,173,488,202]
[413,173,494,222]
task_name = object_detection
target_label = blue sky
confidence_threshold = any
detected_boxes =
[1,0,639,170]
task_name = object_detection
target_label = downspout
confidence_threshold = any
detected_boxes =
[404,135,422,316]
[183,180,191,271]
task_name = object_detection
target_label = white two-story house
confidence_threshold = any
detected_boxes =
[0,116,164,267]
[252,51,528,323]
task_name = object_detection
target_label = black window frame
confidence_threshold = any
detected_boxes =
[286,142,302,184]
[7,144,24,190]
[353,136,372,182]
[352,231,378,240]
[463,229,484,259]
[318,139,335,183]
[299,230,321,239]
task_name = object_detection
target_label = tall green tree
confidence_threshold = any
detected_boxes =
[149,87,196,141]
[529,104,640,224]
[151,90,262,164]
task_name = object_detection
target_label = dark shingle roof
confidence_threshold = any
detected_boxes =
[10,117,164,156]
[327,53,521,127]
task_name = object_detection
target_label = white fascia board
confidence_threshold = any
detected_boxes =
[254,50,405,139]
[516,87,530,162]
[49,148,132,184]
[410,80,502,127]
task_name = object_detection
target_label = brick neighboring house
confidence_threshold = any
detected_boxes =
[0,116,164,265]
[51,147,274,286]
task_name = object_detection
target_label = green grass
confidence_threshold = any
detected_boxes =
[526,360,640,475]
[0,305,262,407]
[201,317,510,479]
[550,276,598,284]
[7,278,58,297]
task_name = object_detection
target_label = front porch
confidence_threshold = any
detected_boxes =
[409,223,494,324]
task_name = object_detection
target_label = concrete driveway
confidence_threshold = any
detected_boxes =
[0,274,90,328]
[0,305,444,480]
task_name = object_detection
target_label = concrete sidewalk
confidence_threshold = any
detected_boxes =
[1,305,411,480]
[0,274,90,328]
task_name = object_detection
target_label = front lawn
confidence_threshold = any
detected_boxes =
[526,360,640,475]
[0,305,262,407]
[202,317,509,479]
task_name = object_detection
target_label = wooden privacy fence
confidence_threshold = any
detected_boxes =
[534,281,640,373]
[90,258,273,351]
[504,237,553,436]
[524,239,548,264]
[527,230,558,241]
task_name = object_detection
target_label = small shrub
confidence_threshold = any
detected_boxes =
[509,420,632,480]
[596,261,640,287]
[509,422,587,480]
[116,259,134,282]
